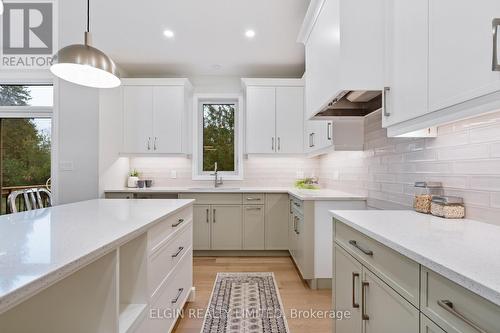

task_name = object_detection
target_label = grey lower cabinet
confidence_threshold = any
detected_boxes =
[421,315,446,333]
[243,205,265,250]
[265,194,289,250]
[334,244,419,333]
[193,205,211,250]
[211,205,243,250]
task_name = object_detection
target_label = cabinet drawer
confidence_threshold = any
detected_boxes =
[149,207,192,252]
[179,193,242,205]
[290,196,303,214]
[421,267,500,333]
[149,223,192,298]
[150,251,192,333]
[243,193,265,204]
[335,221,420,307]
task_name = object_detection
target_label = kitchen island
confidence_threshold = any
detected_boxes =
[0,199,194,333]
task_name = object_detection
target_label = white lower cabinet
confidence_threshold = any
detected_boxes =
[211,205,243,250]
[243,205,265,250]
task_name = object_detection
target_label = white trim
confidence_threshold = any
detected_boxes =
[241,78,304,88]
[192,93,244,181]
[121,78,193,89]
[296,0,326,44]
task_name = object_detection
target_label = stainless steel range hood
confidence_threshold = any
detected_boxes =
[315,90,382,117]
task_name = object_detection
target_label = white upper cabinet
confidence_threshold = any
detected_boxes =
[123,86,154,153]
[383,0,429,128]
[276,87,304,154]
[299,0,385,119]
[428,0,500,112]
[121,79,192,155]
[246,86,276,154]
[243,79,304,154]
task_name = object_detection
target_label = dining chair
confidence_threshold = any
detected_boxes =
[7,188,52,213]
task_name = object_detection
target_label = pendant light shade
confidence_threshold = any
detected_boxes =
[51,32,121,88]
[50,0,120,88]
[0,0,4,15]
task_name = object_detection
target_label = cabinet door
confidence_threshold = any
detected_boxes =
[152,86,184,154]
[275,87,304,153]
[421,315,446,333]
[243,205,265,250]
[246,86,276,154]
[334,245,362,333]
[304,0,341,119]
[288,202,297,258]
[428,0,500,112]
[123,86,153,153]
[193,205,211,250]
[383,0,428,127]
[265,194,289,250]
[362,268,419,333]
[211,205,242,250]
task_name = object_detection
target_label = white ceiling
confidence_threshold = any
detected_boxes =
[92,0,310,77]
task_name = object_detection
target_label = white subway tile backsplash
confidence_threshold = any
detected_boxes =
[437,144,490,161]
[404,150,438,162]
[469,124,500,143]
[453,160,500,175]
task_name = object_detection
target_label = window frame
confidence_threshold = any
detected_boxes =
[192,94,244,180]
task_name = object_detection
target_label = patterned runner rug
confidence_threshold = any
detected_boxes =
[200,272,290,333]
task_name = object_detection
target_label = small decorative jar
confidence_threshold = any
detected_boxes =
[413,182,443,214]
[431,196,465,219]
[127,176,139,188]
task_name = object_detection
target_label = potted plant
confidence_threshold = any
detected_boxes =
[127,169,140,188]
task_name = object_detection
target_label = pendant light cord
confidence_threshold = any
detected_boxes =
[86,0,90,32]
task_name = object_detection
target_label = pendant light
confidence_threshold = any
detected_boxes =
[0,0,4,16]
[50,0,120,88]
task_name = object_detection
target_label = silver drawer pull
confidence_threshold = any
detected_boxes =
[246,197,261,201]
[171,246,184,258]
[246,207,262,211]
[349,240,374,256]
[172,218,184,227]
[383,86,391,117]
[171,288,184,304]
[493,18,500,71]
[293,202,301,207]
[362,281,369,320]
[438,300,488,333]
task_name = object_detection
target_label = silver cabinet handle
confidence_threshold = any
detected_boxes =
[349,240,374,256]
[272,137,275,151]
[171,288,184,304]
[293,216,297,234]
[383,86,391,117]
[362,281,369,320]
[153,137,158,150]
[277,137,281,151]
[172,218,184,227]
[246,197,261,201]
[246,207,262,211]
[206,208,209,223]
[213,209,216,223]
[493,19,500,71]
[311,133,315,147]
[308,133,313,148]
[438,300,488,333]
[327,122,333,141]
[147,137,151,150]
[171,246,184,258]
[352,273,360,308]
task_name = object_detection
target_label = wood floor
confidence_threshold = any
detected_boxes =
[172,256,332,333]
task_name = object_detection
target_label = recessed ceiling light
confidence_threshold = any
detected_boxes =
[163,30,175,38]
[245,30,256,38]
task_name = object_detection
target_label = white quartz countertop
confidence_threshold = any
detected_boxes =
[330,210,500,307]
[0,199,194,314]
[105,187,367,201]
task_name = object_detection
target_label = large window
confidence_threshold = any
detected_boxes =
[0,84,53,214]
[194,95,243,179]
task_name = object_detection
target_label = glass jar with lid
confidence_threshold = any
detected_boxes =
[431,196,465,219]
[413,182,443,214]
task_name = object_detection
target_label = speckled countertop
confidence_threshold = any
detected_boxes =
[330,210,500,307]
[105,187,367,201]
[0,199,194,315]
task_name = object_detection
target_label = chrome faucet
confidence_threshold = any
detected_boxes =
[211,162,223,188]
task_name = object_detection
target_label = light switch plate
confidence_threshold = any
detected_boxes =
[59,161,74,171]
[170,170,177,179]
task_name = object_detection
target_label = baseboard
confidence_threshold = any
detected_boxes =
[193,250,291,257]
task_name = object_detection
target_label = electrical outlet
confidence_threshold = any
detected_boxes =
[59,161,74,171]
[170,170,177,179]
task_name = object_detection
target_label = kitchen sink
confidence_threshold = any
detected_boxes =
[187,187,241,191]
